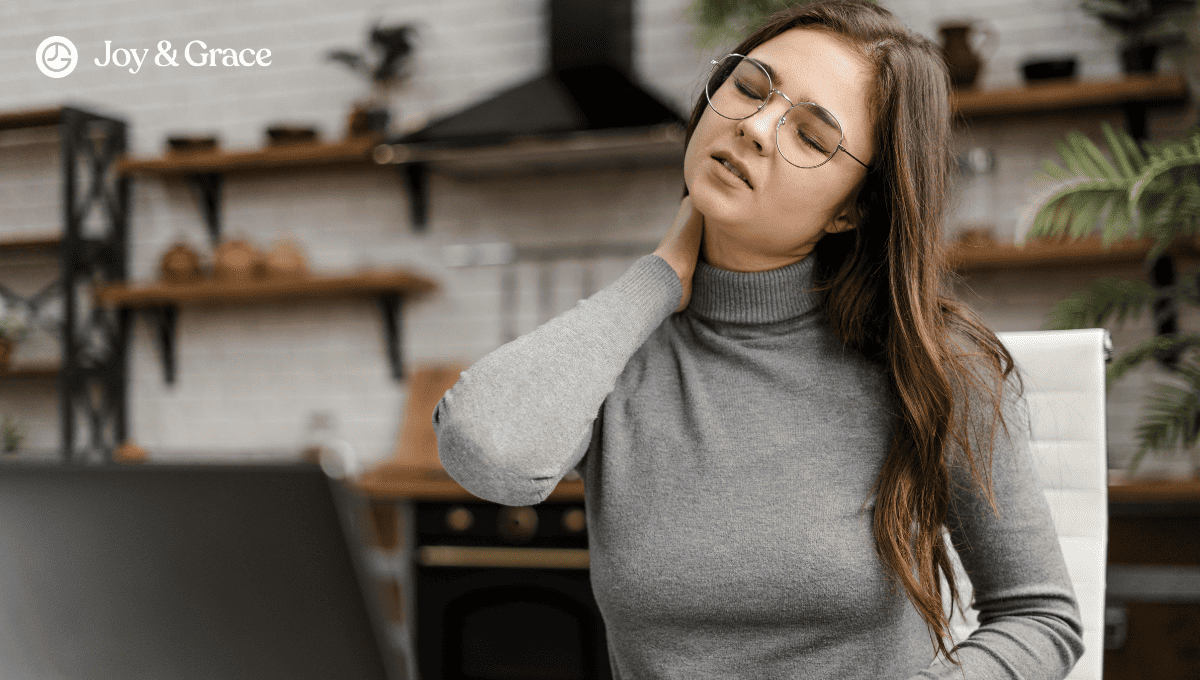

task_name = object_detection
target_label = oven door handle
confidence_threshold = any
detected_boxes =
[416,545,590,569]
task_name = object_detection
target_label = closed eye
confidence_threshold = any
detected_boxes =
[797,128,827,154]
[735,79,767,101]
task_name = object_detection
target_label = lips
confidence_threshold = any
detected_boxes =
[712,153,752,188]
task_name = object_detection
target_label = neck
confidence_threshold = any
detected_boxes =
[699,221,818,273]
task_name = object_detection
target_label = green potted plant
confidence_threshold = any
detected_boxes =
[2,415,22,455]
[1081,0,1196,73]
[326,20,420,137]
[1022,121,1200,471]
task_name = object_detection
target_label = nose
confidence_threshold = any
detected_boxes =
[735,91,789,154]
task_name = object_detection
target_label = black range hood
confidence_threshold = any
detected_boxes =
[395,62,682,146]
[376,0,687,230]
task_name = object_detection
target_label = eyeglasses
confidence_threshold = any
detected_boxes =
[705,54,871,170]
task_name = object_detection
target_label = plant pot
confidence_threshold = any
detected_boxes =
[1120,43,1160,74]
[1021,56,1078,82]
[265,125,319,146]
[166,135,219,154]
[346,103,390,138]
[0,338,12,370]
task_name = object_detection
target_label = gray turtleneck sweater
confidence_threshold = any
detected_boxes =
[432,253,1084,680]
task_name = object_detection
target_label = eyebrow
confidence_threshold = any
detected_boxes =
[749,57,843,131]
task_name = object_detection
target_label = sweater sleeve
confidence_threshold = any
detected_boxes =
[432,254,682,506]
[908,376,1086,680]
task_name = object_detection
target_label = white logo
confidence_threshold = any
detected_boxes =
[36,36,77,78]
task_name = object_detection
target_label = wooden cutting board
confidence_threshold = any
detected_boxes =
[376,362,465,472]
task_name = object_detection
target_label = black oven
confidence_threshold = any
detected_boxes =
[413,499,612,680]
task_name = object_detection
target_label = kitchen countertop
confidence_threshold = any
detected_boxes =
[354,465,1198,507]
[354,465,584,502]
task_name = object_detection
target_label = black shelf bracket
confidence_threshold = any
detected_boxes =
[133,295,411,385]
[378,292,406,381]
[400,163,428,233]
[144,305,178,385]
[187,172,223,245]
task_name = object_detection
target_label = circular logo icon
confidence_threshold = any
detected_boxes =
[36,36,77,78]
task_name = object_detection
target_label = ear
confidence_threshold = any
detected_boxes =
[828,198,863,235]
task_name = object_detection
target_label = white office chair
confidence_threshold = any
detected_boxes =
[945,328,1110,680]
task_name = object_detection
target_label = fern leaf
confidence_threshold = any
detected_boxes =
[1131,383,1200,472]
[1056,138,1090,177]
[1067,132,1105,178]
[1069,192,1106,238]
[1051,194,1075,232]
[1022,174,1133,242]
[1130,152,1200,217]
[1098,194,1123,246]
[1043,276,1157,331]
[1041,159,1071,181]
[1119,131,1148,174]
[1102,122,1136,178]
[1106,334,1200,388]
[1107,201,1132,243]
[1072,130,1120,180]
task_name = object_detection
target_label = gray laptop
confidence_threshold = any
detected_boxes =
[0,461,398,680]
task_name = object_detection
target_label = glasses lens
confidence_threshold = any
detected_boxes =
[706,55,770,120]
[778,102,842,168]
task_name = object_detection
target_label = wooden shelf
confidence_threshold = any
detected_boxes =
[0,363,60,380]
[116,136,383,176]
[355,465,586,502]
[0,107,63,131]
[1109,476,1200,504]
[952,73,1189,118]
[948,234,1200,272]
[0,233,61,253]
[92,268,439,384]
[93,269,437,307]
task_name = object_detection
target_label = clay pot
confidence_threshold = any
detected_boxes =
[263,238,309,279]
[114,440,147,463]
[212,238,265,282]
[159,242,203,283]
[939,21,996,89]
[345,103,389,138]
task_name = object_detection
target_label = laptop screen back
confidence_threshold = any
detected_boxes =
[0,462,394,680]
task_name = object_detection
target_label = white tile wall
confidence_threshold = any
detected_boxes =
[0,0,1195,470]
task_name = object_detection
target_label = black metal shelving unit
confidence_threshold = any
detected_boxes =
[0,105,130,463]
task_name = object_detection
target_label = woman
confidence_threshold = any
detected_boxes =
[432,1,1085,678]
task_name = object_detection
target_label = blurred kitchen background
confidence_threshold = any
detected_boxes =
[3,0,1197,471]
[4,1,1200,678]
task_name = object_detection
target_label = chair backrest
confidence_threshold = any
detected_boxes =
[945,329,1109,680]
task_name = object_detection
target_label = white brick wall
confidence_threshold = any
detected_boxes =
[0,0,1195,470]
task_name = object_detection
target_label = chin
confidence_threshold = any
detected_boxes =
[687,183,746,228]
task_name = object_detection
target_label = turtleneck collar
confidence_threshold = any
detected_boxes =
[687,253,822,324]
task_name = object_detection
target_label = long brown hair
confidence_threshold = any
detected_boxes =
[681,0,1025,664]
